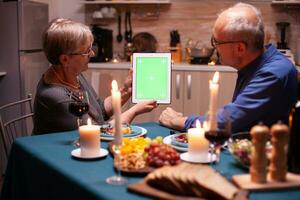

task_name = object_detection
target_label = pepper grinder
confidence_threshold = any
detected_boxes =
[250,123,269,183]
[276,22,290,50]
[270,122,289,182]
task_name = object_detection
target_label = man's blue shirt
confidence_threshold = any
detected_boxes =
[184,44,298,133]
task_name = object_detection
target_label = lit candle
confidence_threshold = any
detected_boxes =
[208,71,219,130]
[188,120,209,157]
[79,118,100,157]
[111,80,122,146]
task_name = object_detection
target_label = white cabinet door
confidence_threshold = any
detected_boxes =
[131,71,184,123]
[83,68,131,112]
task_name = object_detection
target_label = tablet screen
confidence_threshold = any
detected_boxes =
[132,53,171,104]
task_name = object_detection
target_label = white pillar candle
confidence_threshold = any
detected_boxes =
[208,71,219,130]
[79,118,100,157]
[188,120,209,157]
[111,80,122,146]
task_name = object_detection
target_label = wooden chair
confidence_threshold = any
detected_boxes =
[0,94,34,160]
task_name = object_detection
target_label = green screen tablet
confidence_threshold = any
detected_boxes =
[132,53,171,104]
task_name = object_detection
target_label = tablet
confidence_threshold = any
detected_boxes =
[132,53,171,104]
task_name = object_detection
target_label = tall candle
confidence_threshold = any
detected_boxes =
[111,80,122,146]
[208,71,219,130]
[79,118,100,157]
[188,120,209,157]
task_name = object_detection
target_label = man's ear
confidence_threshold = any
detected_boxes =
[59,54,69,65]
[235,42,247,56]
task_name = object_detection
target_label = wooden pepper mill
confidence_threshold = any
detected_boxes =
[250,123,269,183]
[270,122,289,182]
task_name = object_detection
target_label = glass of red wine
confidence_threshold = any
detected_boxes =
[69,90,90,145]
[204,109,231,164]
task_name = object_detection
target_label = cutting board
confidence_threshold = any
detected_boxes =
[232,173,300,191]
[128,179,248,200]
[128,179,204,200]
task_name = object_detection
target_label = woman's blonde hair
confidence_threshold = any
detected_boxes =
[42,18,93,65]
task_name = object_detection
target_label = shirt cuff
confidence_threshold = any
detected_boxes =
[183,115,207,131]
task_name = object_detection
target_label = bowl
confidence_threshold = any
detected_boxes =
[228,132,272,168]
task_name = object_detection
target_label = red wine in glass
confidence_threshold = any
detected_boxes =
[205,129,231,166]
[69,102,89,117]
[204,129,231,146]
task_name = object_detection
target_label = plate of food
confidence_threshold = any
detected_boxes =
[163,133,188,152]
[109,137,181,174]
[228,132,272,168]
[100,124,147,141]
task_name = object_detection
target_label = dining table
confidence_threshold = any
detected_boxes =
[1,122,300,200]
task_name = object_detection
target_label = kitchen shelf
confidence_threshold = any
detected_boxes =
[0,72,7,77]
[81,0,171,5]
[272,1,300,5]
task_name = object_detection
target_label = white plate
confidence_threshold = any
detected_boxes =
[163,135,187,152]
[180,152,216,164]
[163,135,228,152]
[71,148,108,159]
[101,126,147,141]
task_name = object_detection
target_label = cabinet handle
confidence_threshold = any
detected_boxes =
[176,74,180,99]
[187,74,191,100]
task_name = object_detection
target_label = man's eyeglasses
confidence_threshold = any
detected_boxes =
[69,45,94,57]
[211,36,247,48]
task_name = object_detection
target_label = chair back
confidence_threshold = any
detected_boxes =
[0,94,34,159]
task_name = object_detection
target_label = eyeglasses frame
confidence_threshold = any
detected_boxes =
[68,44,94,57]
[211,36,247,48]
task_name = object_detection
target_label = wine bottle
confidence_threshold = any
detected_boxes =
[288,100,300,173]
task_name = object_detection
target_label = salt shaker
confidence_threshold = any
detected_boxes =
[250,123,269,183]
[270,122,289,181]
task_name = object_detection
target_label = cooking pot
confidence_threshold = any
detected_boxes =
[190,47,214,58]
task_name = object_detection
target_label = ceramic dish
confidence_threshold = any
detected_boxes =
[163,135,187,152]
[71,148,108,159]
[101,126,147,141]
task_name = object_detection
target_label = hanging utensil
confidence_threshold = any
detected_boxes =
[128,11,132,42]
[116,14,122,43]
[124,12,133,42]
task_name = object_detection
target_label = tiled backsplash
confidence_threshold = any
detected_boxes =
[85,0,300,61]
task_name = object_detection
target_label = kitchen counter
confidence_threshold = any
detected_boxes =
[89,62,300,73]
[88,62,236,72]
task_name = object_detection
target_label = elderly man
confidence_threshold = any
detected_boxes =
[159,3,298,133]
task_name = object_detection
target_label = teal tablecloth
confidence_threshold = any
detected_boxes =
[1,122,300,200]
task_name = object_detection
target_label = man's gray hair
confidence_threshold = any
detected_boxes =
[221,3,264,51]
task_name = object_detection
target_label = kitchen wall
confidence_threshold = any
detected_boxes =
[32,0,85,22]
[83,0,300,62]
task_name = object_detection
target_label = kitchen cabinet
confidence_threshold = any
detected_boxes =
[128,70,236,123]
[84,63,237,124]
[83,67,131,112]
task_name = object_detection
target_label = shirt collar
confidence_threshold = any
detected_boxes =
[238,44,276,76]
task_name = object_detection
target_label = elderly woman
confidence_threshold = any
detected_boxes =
[33,18,157,134]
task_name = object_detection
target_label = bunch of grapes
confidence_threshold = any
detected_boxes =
[144,143,181,168]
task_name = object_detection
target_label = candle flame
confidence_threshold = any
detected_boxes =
[212,71,219,83]
[111,80,118,91]
[195,120,201,129]
[87,118,92,126]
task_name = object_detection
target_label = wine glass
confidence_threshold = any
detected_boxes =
[68,90,90,145]
[106,144,127,185]
[204,109,231,165]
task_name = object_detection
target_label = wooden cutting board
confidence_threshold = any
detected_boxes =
[232,173,300,191]
[128,179,248,200]
[128,179,207,200]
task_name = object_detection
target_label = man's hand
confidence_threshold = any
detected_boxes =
[159,107,186,130]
